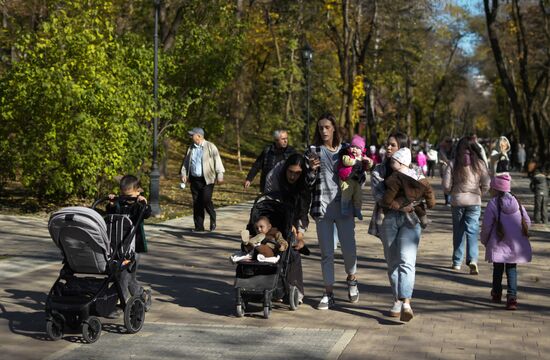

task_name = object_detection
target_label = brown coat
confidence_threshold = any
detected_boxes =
[381,172,436,210]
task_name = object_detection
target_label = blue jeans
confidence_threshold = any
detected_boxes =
[379,210,421,300]
[492,263,517,298]
[451,205,480,266]
[315,201,357,287]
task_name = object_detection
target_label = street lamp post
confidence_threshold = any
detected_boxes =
[150,0,161,216]
[301,42,313,145]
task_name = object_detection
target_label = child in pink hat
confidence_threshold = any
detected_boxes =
[480,173,532,310]
[338,135,373,219]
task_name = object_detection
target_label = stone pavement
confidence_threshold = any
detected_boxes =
[1,172,549,360]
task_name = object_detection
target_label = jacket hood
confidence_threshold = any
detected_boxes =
[498,192,519,215]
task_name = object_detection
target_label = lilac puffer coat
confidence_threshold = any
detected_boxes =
[480,193,532,264]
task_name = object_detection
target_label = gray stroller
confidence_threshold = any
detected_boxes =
[45,198,149,343]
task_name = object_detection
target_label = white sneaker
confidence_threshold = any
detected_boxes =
[400,303,414,322]
[389,300,402,317]
[317,293,334,310]
[347,279,359,303]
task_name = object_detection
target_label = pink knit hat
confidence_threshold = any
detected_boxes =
[491,173,511,192]
[351,135,365,149]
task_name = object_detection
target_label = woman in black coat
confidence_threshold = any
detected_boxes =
[264,153,312,301]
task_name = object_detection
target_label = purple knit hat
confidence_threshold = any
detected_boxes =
[491,173,511,192]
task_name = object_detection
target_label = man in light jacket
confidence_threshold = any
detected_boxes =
[181,127,225,232]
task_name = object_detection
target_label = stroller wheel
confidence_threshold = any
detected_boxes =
[124,295,145,334]
[263,306,271,319]
[236,304,245,318]
[82,316,102,343]
[289,285,300,311]
[46,319,63,341]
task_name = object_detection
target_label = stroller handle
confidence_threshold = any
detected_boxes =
[92,195,150,261]
[91,195,142,210]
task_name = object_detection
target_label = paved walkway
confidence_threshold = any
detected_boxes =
[1,172,549,359]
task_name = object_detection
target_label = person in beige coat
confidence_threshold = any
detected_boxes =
[180,127,225,232]
[442,136,491,275]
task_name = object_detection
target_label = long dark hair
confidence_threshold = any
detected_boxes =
[312,112,341,148]
[495,192,529,240]
[453,136,483,184]
[279,153,307,196]
[383,131,410,179]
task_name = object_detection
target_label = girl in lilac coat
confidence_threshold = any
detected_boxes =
[480,173,532,310]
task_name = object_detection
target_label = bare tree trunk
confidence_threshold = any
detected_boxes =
[484,0,529,145]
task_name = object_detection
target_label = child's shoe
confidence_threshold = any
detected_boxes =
[490,290,502,303]
[419,215,431,229]
[404,211,420,227]
[506,296,518,310]
[376,210,385,225]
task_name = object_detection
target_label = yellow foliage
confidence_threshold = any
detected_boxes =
[351,75,366,126]
[474,114,490,133]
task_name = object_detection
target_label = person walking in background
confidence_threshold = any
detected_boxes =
[180,127,225,232]
[368,145,381,165]
[471,134,489,168]
[529,164,548,224]
[442,136,491,275]
[516,143,526,172]
[371,132,427,321]
[244,129,296,193]
[306,113,366,310]
[426,145,438,178]
[480,173,532,310]
[438,137,454,206]
[490,136,511,175]
[416,149,427,175]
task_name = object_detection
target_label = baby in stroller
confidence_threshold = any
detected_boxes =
[233,196,301,318]
[240,216,289,260]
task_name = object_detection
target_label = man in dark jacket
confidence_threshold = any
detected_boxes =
[530,165,549,224]
[243,129,296,193]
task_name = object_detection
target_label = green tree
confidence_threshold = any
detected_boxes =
[1,1,153,200]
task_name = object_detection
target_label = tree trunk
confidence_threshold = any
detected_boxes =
[483,0,529,145]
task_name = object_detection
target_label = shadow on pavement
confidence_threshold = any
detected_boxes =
[140,268,234,317]
[0,290,49,341]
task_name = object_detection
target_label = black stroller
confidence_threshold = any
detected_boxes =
[234,196,302,319]
[45,197,149,343]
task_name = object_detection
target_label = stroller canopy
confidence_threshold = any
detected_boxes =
[49,207,110,274]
